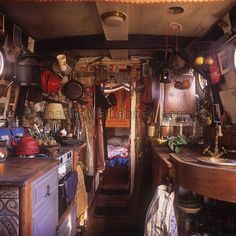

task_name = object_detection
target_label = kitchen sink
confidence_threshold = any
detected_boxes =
[196,156,236,167]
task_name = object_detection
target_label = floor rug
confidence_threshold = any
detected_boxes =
[93,206,128,218]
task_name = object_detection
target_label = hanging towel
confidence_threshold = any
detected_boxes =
[144,185,178,236]
[96,107,105,173]
[64,171,78,204]
[76,164,88,226]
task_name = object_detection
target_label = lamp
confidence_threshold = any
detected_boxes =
[101,11,126,27]
[45,103,66,133]
[160,69,171,83]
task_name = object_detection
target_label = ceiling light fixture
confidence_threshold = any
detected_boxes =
[167,6,184,15]
[101,11,126,27]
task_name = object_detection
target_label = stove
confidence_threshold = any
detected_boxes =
[13,149,73,181]
[56,150,73,180]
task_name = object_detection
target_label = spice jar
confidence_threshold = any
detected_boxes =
[0,141,8,162]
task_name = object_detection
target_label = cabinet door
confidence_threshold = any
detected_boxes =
[58,203,77,236]
[33,191,58,236]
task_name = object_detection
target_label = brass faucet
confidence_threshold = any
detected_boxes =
[203,124,224,158]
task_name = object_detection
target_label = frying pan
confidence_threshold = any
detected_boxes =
[63,78,83,101]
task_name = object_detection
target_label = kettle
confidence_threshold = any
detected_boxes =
[15,134,39,155]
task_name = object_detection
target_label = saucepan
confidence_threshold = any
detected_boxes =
[63,78,83,101]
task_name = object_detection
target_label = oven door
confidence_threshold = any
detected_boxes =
[58,171,78,218]
[58,181,68,218]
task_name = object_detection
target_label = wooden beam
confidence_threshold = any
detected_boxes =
[35,35,194,54]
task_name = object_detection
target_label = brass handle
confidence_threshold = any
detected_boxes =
[203,145,211,154]
[45,185,51,197]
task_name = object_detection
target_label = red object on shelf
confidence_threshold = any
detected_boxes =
[209,57,221,84]
[40,69,61,94]
[15,134,39,155]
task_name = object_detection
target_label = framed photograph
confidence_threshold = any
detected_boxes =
[13,25,23,49]
[217,49,231,75]
[0,12,5,33]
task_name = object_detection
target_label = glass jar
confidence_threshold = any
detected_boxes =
[0,141,8,162]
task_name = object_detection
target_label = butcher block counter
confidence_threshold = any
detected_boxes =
[0,158,58,186]
[152,142,236,204]
[0,158,58,236]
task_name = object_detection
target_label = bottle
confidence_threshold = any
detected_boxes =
[15,116,19,127]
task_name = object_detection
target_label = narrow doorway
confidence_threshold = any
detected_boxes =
[94,88,131,218]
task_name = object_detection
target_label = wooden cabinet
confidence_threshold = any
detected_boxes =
[151,144,173,191]
[32,167,58,236]
[58,202,77,236]
[0,159,58,236]
[106,90,130,128]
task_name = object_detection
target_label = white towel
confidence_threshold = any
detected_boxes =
[144,185,178,236]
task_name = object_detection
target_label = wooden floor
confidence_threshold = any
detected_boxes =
[83,166,143,236]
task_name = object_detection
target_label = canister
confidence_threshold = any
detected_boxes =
[148,123,156,137]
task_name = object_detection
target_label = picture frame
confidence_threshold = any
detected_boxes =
[0,80,12,120]
[13,25,23,49]
[0,12,5,33]
[217,49,231,75]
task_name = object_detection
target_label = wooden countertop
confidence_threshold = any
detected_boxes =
[169,147,236,204]
[151,144,173,168]
[62,142,87,153]
[0,158,58,187]
[152,142,236,203]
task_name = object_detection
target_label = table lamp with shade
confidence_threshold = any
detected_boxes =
[45,103,66,134]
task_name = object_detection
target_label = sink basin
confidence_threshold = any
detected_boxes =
[197,156,236,166]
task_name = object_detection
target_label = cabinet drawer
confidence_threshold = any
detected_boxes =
[32,166,58,212]
[33,190,58,236]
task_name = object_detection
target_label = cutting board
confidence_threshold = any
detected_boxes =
[220,88,236,123]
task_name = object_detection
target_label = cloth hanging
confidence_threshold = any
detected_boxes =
[76,164,88,226]
[96,107,106,172]
[78,104,94,176]
[144,185,178,236]
[64,171,78,204]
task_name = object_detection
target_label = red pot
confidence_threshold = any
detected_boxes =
[40,69,61,94]
[15,134,39,155]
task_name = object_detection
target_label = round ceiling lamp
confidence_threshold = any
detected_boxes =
[167,6,184,15]
[101,11,126,27]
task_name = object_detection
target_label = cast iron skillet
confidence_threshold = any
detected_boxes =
[63,78,83,101]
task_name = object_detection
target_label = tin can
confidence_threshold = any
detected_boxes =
[148,123,156,137]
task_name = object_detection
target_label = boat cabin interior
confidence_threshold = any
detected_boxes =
[0,0,236,235]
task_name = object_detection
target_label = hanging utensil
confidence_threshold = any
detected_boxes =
[63,72,83,101]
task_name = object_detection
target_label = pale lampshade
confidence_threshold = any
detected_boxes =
[45,103,66,120]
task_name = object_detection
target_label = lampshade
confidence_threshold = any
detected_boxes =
[45,103,66,120]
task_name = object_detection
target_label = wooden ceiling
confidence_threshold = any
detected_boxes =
[0,1,235,59]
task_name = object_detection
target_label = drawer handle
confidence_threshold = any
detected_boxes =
[45,185,51,197]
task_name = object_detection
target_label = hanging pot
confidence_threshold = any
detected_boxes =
[40,69,62,94]
[16,54,41,86]
[63,79,83,101]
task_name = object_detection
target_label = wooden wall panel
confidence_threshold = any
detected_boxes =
[164,77,196,114]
